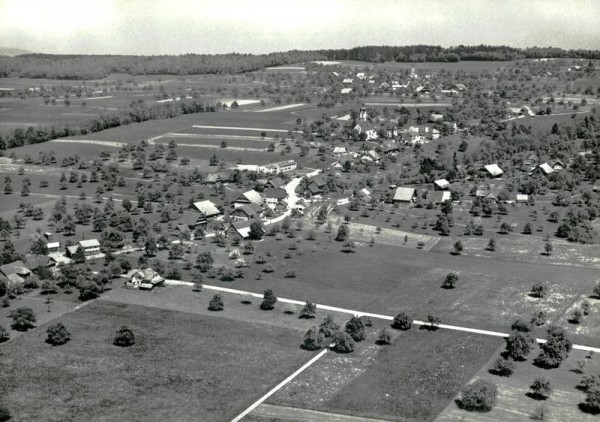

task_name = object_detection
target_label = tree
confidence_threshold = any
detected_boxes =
[487,238,496,251]
[168,243,184,260]
[302,326,324,350]
[506,331,534,360]
[490,357,515,376]
[530,377,552,399]
[442,272,458,289]
[41,280,58,295]
[459,380,498,412]
[332,331,355,353]
[71,247,86,264]
[9,307,36,331]
[0,406,10,422]
[335,224,350,241]
[0,325,9,343]
[341,240,355,252]
[249,221,264,240]
[208,294,224,311]
[319,314,339,337]
[426,314,441,330]
[511,318,532,332]
[113,325,135,347]
[453,240,463,255]
[260,289,277,310]
[582,387,600,414]
[392,312,412,330]
[544,241,553,256]
[30,238,48,255]
[345,315,366,342]
[300,301,317,319]
[535,326,573,368]
[531,310,546,326]
[46,322,70,345]
[377,328,392,345]
[196,251,214,272]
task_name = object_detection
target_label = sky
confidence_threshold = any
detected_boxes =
[0,0,599,55]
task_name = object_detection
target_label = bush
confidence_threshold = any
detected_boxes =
[490,357,515,376]
[299,302,317,319]
[582,387,600,414]
[442,273,458,289]
[113,326,135,347]
[9,307,36,331]
[530,311,546,326]
[453,240,463,255]
[319,314,339,338]
[0,406,10,422]
[459,380,498,412]
[260,289,277,310]
[392,312,412,330]
[208,294,224,311]
[376,328,391,345]
[0,325,9,343]
[530,283,547,298]
[511,318,532,332]
[530,377,552,399]
[345,316,366,342]
[302,326,324,350]
[46,322,70,345]
[331,331,355,353]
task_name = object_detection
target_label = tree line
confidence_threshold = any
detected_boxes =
[0,99,215,150]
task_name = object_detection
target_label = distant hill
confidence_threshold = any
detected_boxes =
[0,46,34,56]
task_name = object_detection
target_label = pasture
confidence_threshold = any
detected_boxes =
[0,299,311,422]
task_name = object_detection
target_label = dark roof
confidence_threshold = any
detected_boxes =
[0,261,31,277]
[311,175,327,187]
[269,177,286,188]
[24,254,54,270]
[307,181,322,195]
[231,203,263,218]
[263,188,287,200]
[180,210,204,227]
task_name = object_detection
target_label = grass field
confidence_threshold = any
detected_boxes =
[0,299,312,422]
[268,327,503,421]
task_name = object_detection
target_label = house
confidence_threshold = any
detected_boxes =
[356,72,366,80]
[475,190,498,201]
[261,160,297,174]
[393,187,416,203]
[522,106,536,117]
[480,164,504,178]
[452,83,467,91]
[516,194,529,203]
[429,113,444,123]
[228,220,254,240]
[354,121,378,141]
[233,190,264,208]
[179,210,207,228]
[379,82,390,89]
[263,187,288,209]
[306,174,328,196]
[549,159,565,170]
[24,255,56,273]
[192,200,222,220]
[0,261,31,280]
[434,179,450,190]
[425,190,452,205]
[69,239,101,256]
[333,146,347,156]
[46,241,60,254]
[342,78,354,84]
[230,203,264,221]
[340,88,353,94]
[204,172,231,184]
[268,177,286,189]
[381,140,399,154]
[535,163,555,176]
[357,188,371,198]
[367,150,381,162]
[126,268,165,290]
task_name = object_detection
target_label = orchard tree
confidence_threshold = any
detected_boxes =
[332,331,355,353]
[345,315,366,342]
[9,307,36,331]
[442,272,458,289]
[392,312,412,330]
[506,331,534,360]
[319,314,339,338]
[453,240,463,255]
[208,294,224,311]
[459,380,498,412]
[490,357,515,376]
[260,289,277,310]
[535,326,573,368]
[46,322,71,345]
[299,302,317,319]
[113,326,135,347]
[530,283,547,298]
[302,326,324,350]
[530,377,552,399]
[249,221,264,240]
[377,328,391,345]
[0,325,9,343]
[335,224,350,241]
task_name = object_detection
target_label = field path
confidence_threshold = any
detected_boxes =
[256,103,306,112]
[251,404,389,421]
[165,280,600,353]
[191,125,303,133]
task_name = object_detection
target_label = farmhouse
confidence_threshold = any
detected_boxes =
[549,159,565,170]
[227,220,254,240]
[534,162,555,176]
[340,88,353,94]
[65,239,101,257]
[233,190,264,208]
[192,200,222,221]
[381,140,399,154]
[480,164,504,178]
[516,194,529,203]
[24,254,56,273]
[267,177,286,188]
[179,210,207,228]
[353,121,378,141]
[429,113,444,123]
[126,268,165,290]
[0,261,31,284]
[230,203,264,221]
[261,160,297,174]
[263,187,288,209]
[204,172,231,184]
[434,179,450,190]
[393,187,416,203]
[425,190,452,205]
[46,241,60,254]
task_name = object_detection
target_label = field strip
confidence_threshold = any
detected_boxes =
[51,139,125,147]
[256,103,306,112]
[252,403,388,422]
[191,125,303,133]
[165,280,600,353]
[171,143,266,151]
[85,96,114,100]
[365,102,452,107]
[167,133,278,142]
[231,348,329,422]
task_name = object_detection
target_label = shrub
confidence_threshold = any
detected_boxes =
[579,374,600,392]
[299,302,317,319]
[260,289,277,310]
[530,311,546,326]
[506,330,534,360]
[582,387,600,414]
[262,264,274,273]
[302,326,324,351]
[113,326,135,347]
[426,314,441,330]
[392,312,412,330]
[511,318,532,332]
[284,270,297,278]
[376,328,391,345]
[9,307,36,331]
[331,331,354,353]
[208,294,224,311]
[459,380,498,412]
[569,308,583,324]
[490,357,515,376]
[0,406,10,422]
[593,283,600,299]
[530,283,547,298]
[41,280,58,295]
[319,314,339,338]
[453,240,463,255]
[0,325,9,343]
[345,316,366,342]
[442,272,458,289]
[529,377,552,400]
[46,322,70,345]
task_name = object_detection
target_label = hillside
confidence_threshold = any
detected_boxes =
[0,46,34,56]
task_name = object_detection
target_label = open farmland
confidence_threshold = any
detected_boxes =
[0,300,312,422]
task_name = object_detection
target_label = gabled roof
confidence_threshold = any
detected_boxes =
[516,194,529,202]
[426,190,452,204]
[242,190,264,205]
[263,187,287,200]
[354,121,375,132]
[269,177,286,188]
[231,203,263,218]
[180,210,204,226]
[193,200,221,217]
[230,220,254,238]
[24,254,54,270]
[0,260,31,277]
[381,140,399,152]
[538,163,554,175]
[483,164,504,177]
[393,187,416,202]
[434,179,450,189]
[79,239,100,248]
